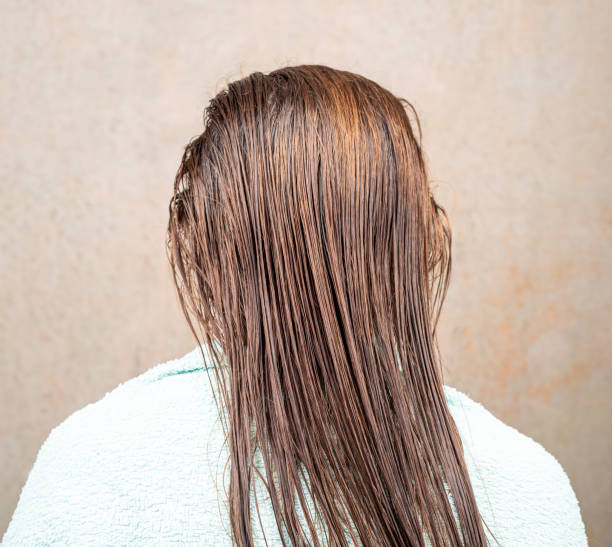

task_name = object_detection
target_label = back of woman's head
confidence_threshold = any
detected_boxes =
[167,64,488,546]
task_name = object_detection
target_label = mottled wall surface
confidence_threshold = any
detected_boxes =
[1,1,610,543]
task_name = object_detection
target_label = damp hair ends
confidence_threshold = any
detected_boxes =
[167,64,492,546]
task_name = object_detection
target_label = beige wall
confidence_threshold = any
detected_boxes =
[1,1,610,543]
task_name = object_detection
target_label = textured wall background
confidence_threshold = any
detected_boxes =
[1,1,610,543]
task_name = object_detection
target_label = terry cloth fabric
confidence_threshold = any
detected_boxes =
[3,346,588,546]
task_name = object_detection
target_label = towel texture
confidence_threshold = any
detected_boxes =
[3,347,588,546]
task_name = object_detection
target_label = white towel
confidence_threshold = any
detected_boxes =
[2,346,588,546]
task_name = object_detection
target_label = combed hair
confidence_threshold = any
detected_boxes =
[167,64,490,546]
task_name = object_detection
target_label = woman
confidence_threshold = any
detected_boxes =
[3,65,587,546]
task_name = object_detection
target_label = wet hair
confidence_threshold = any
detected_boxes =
[167,64,490,546]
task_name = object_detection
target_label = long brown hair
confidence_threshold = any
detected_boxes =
[167,64,489,546]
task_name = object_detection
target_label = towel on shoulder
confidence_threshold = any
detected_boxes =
[2,347,588,546]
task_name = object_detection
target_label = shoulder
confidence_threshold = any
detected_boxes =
[3,346,233,546]
[444,385,588,547]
